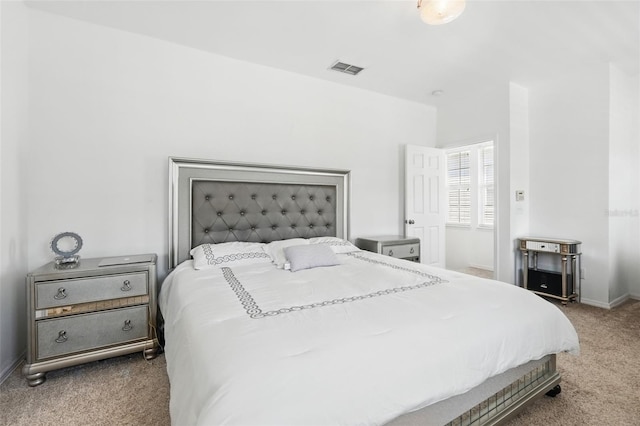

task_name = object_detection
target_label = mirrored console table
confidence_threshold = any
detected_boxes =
[518,237,581,305]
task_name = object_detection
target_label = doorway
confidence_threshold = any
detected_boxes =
[404,142,496,278]
[444,141,495,278]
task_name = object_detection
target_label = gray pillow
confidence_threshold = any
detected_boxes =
[284,244,340,272]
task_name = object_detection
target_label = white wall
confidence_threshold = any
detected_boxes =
[438,73,635,309]
[636,73,640,300]
[0,1,30,381]
[509,83,530,284]
[529,66,611,306]
[445,226,494,271]
[438,70,639,309]
[0,8,436,376]
[26,8,436,274]
[608,65,640,303]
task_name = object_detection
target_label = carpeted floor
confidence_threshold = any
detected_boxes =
[0,352,170,426]
[504,299,640,426]
[1,299,639,426]
[455,267,494,279]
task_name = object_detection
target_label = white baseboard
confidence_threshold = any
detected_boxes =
[0,352,24,385]
[468,263,494,272]
[581,293,639,310]
[579,298,612,309]
[609,293,631,309]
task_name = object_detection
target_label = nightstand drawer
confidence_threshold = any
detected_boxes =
[36,272,148,309]
[381,243,420,259]
[36,305,148,360]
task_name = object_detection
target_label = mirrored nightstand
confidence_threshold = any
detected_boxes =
[356,236,420,262]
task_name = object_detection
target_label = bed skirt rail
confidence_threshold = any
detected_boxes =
[446,355,560,425]
[388,354,560,426]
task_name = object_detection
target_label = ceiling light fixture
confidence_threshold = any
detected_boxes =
[417,0,466,25]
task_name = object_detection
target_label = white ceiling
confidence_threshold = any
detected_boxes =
[26,0,640,106]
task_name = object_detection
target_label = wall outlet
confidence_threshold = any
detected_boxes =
[580,268,585,279]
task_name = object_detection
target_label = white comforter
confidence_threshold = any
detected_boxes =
[159,251,579,426]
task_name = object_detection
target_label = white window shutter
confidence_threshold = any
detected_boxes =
[479,145,494,226]
[446,151,471,225]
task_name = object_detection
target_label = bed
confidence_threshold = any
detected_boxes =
[160,157,580,425]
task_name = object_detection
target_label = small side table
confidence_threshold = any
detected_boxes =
[22,254,159,386]
[355,235,420,262]
[518,238,581,304]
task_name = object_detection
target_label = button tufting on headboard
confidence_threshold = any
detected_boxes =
[191,180,338,248]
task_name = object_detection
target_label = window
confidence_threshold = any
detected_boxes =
[479,144,494,227]
[446,141,494,228]
[446,150,471,224]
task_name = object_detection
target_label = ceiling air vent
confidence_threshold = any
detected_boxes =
[329,61,364,76]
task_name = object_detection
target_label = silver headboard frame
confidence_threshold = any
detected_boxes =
[169,157,351,269]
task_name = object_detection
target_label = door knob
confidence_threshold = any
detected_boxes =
[405,219,415,225]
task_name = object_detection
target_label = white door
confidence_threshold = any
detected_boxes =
[404,145,446,267]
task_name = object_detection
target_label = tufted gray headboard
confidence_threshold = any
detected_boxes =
[169,158,351,269]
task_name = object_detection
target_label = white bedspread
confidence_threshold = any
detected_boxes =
[159,251,579,426]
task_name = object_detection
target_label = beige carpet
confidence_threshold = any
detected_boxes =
[456,267,494,280]
[1,300,639,426]
[1,353,170,426]
[504,299,640,426]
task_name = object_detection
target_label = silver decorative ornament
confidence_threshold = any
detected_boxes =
[51,232,83,269]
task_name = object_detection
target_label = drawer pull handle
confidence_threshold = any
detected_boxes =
[388,250,394,256]
[122,320,133,332]
[121,280,132,291]
[55,330,68,343]
[410,247,415,254]
[53,287,67,300]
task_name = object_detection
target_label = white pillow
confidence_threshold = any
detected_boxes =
[308,237,360,254]
[264,238,309,269]
[190,242,271,270]
[284,244,340,272]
